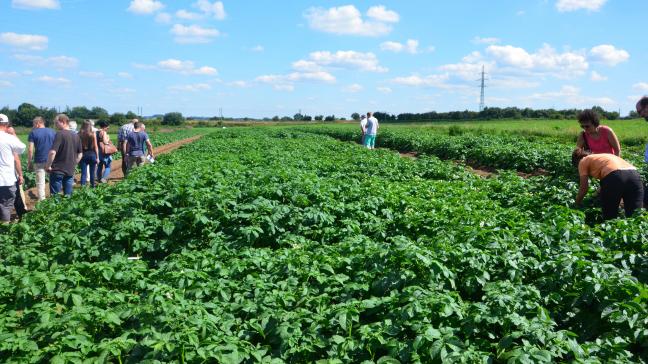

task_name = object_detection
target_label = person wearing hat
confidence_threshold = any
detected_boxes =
[0,113,26,222]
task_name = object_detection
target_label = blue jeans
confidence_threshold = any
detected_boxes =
[364,135,376,149]
[50,172,74,196]
[79,153,98,187]
[97,154,112,181]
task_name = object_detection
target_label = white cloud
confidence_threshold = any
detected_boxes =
[473,36,500,45]
[590,71,607,81]
[556,0,606,12]
[527,85,614,106]
[255,71,336,91]
[302,50,388,73]
[228,81,249,88]
[250,45,264,52]
[155,12,172,23]
[274,84,294,92]
[12,0,59,10]
[118,72,133,79]
[633,82,648,92]
[36,75,70,85]
[378,86,392,93]
[486,44,588,78]
[14,54,78,69]
[0,71,20,78]
[170,24,220,44]
[168,83,211,92]
[79,71,104,78]
[589,44,629,66]
[157,59,218,75]
[344,83,363,93]
[0,32,48,50]
[0,80,14,88]
[176,9,203,20]
[127,0,164,14]
[195,0,226,20]
[380,39,419,54]
[304,5,394,36]
[391,74,450,87]
[366,5,399,23]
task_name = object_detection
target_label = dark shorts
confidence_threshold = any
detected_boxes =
[0,185,17,222]
[600,169,644,220]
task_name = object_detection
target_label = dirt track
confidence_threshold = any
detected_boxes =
[22,135,203,211]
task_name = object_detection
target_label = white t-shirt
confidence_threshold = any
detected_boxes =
[366,117,379,135]
[360,118,367,131]
[0,131,26,187]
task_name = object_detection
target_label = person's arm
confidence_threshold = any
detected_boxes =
[13,153,23,185]
[575,175,589,206]
[45,150,56,172]
[146,140,154,158]
[123,139,129,156]
[27,142,34,171]
[607,128,621,157]
[93,135,99,163]
[76,152,82,164]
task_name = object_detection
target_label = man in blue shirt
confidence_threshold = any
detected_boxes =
[124,121,154,177]
[27,116,56,201]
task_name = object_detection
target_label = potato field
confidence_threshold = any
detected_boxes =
[1,126,647,363]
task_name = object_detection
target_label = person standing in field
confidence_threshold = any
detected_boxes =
[6,124,27,218]
[45,114,82,197]
[364,112,379,150]
[118,118,137,176]
[0,114,26,222]
[572,148,643,220]
[359,114,368,145]
[95,121,114,183]
[27,116,56,201]
[124,121,154,177]
[78,121,99,188]
[576,109,621,156]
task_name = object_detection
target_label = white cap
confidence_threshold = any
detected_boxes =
[0,113,9,124]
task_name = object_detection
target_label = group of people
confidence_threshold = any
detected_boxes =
[0,114,155,222]
[359,112,379,149]
[571,97,648,220]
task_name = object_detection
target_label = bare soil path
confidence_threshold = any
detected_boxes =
[22,135,203,211]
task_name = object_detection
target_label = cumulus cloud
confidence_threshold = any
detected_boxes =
[633,82,648,92]
[556,0,607,12]
[366,5,399,22]
[0,32,48,50]
[155,12,172,23]
[36,75,71,85]
[0,71,20,78]
[0,80,14,87]
[12,0,59,10]
[128,0,164,14]
[486,44,588,78]
[15,54,78,69]
[589,44,629,66]
[168,83,211,92]
[157,59,218,75]
[170,24,220,43]
[343,83,363,93]
[256,71,335,91]
[527,85,614,106]
[195,0,226,20]
[304,5,397,36]
[391,74,450,87]
[380,39,419,54]
[590,71,607,81]
[176,9,203,20]
[297,50,388,73]
[473,36,500,45]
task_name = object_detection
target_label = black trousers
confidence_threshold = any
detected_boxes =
[600,170,644,220]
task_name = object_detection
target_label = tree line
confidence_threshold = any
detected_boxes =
[1,103,186,127]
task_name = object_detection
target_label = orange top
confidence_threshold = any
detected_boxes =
[578,154,635,180]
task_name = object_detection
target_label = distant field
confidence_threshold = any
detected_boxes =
[381,119,648,146]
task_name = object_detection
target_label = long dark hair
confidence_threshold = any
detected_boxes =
[79,120,95,150]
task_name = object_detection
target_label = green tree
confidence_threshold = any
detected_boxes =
[351,112,360,121]
[89,106,110,121]
[293,113,303,121]
[314,115,323,121]
[110,112,127,125]
[125,111,138,120]
[162,112,185,125]
[16,103,40,126]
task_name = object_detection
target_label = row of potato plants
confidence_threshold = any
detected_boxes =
[1,128,647,363]
[293,124,648,180]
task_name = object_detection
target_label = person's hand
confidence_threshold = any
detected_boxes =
[96,158,99,164]
[17,175,23,185]
[45,166,52,173]
[6,127,16,136]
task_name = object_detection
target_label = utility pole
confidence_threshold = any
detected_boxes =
[479,65,486,112]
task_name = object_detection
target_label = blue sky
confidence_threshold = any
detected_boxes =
[1,0,647,118]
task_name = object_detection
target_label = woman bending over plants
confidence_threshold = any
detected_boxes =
[572,148,643,220]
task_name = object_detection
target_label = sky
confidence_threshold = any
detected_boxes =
[1,0,647,118]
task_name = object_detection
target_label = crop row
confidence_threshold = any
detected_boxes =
[1,128,647,363]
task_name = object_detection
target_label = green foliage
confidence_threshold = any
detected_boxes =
[2,128,647,363]
[162,112,185,126]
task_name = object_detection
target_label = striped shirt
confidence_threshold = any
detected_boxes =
[117,122,135,143]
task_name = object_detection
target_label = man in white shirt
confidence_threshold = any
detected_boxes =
[359,115,367,145]
[0,114,27,222]
[364,112,379,149]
